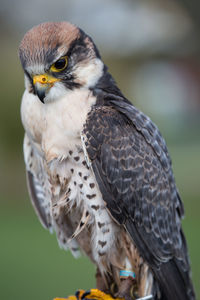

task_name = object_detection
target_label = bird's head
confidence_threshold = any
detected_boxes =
[19,22,104,103]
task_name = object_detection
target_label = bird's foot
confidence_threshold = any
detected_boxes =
[116,277,138,300]
[53,288,124,300]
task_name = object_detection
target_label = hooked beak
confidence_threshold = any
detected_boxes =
[33,74,60,103]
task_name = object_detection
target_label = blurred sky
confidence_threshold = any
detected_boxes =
[0,0,199,299]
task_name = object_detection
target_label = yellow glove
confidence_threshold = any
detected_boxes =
[80,289,123,300]
[53,288,124,300]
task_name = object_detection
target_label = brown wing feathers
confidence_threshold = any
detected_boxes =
[83,102,195,300]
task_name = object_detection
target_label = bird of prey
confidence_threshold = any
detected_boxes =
[19,22,195,300]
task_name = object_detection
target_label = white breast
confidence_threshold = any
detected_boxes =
[21,87,120,270]
[21,88,96,161]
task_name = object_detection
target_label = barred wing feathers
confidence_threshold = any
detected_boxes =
[82,101,195,300]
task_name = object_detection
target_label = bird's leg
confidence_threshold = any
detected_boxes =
[116,276,137,300]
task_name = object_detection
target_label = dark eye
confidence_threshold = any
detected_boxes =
[54,58,66,69]
[50,56,68,72]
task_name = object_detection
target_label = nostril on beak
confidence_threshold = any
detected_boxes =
[41,77,47,83]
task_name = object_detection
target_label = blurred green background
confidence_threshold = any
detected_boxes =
[0,0,199,299]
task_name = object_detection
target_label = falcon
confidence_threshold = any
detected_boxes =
[19,22,195,300]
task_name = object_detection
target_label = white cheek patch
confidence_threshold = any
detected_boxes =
[74,58,104,88]
[45,82,69,103]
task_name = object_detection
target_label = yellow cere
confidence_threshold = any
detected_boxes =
[50,56,68,72]
[33,74,60,86]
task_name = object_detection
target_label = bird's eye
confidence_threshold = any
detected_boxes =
[50,56,68,72]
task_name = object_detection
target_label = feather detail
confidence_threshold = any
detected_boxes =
[24,134,53,232]
[67,208,90,244]
[82,102,195,299]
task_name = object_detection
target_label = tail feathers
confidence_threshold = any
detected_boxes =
[125,220,195,299]
[153,258,195,300]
